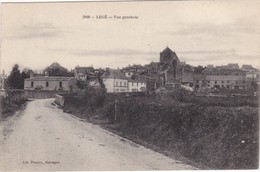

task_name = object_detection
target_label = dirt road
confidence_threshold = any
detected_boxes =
[0,99,196,171]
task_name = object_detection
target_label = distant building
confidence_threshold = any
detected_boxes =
[144,62,160,74]
[217,63,240,70]
[227,63,239,69]
[74,66,95,81]
[241,64,258,73]
[240,64,259,82]
[122,64,145,78]
[128,79,147,92]
[159,47,194,88]
[202,67,249,89]
[24,76,78,91]
[102,68,128,93]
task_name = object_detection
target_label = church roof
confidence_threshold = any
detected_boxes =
[161,47,173,53]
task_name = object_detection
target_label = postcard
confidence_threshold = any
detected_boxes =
[0,0,259,171]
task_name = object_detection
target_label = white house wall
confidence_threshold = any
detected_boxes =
[128,81,146,92]
[24,80,73,91]
[103,78,115,93]
[103,78,128,93]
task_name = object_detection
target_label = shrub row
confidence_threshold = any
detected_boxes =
[63,89,259,169]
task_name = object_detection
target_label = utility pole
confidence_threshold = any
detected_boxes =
[114,99,119,121]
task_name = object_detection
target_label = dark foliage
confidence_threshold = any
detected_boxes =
[6,64,30,89]
[194,65,206,75]
[44,62,73,77]
[63,90,259,169]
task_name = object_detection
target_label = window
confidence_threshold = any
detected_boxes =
[116,81,118,86]
[132,82,133,86]
[120,82,122,86]
[59,82,62,88]
[222,81,224,84]
[227,81,230,84]
[31,82,34,87]
[124,82,126,87]
[46,82,49,87]
[215,81,217,84]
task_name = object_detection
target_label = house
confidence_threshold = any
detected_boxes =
[241,65,258,73]
[102,68,128,93]
[24,76,78,91]
[128,79,147,92]
[74,66,95,81]
[202,67,249,89]
[144,62,160,74]
[240,64,259,82]
[122,64,145,78]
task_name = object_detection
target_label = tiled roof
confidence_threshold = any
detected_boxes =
[25,76,74,81]
[102,69,128,80]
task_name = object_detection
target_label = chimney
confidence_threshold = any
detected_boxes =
[3,70,5,76]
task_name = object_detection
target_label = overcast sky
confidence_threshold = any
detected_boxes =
[1,0,260,74]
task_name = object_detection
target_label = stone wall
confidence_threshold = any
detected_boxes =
[5,89,69,101]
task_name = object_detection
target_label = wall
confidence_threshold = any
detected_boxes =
[103,78,114,93]
[5,89,28,104]
[24,80,70,91]
[25,90,68,99]
[54,94,65,106]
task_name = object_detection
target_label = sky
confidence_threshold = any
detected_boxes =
[1,0,260,75]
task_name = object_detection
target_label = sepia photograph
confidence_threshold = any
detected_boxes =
[0,0,259,170]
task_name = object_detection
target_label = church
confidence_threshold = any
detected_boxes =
[159,47,194,88]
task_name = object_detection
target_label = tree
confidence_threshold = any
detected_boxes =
[44,62,72,77]
[7,64,23,89]
[20,68,31,88]
[6,65,31,89]
[194,65,206,75]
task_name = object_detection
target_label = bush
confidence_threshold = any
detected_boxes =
[63,89,259,169]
